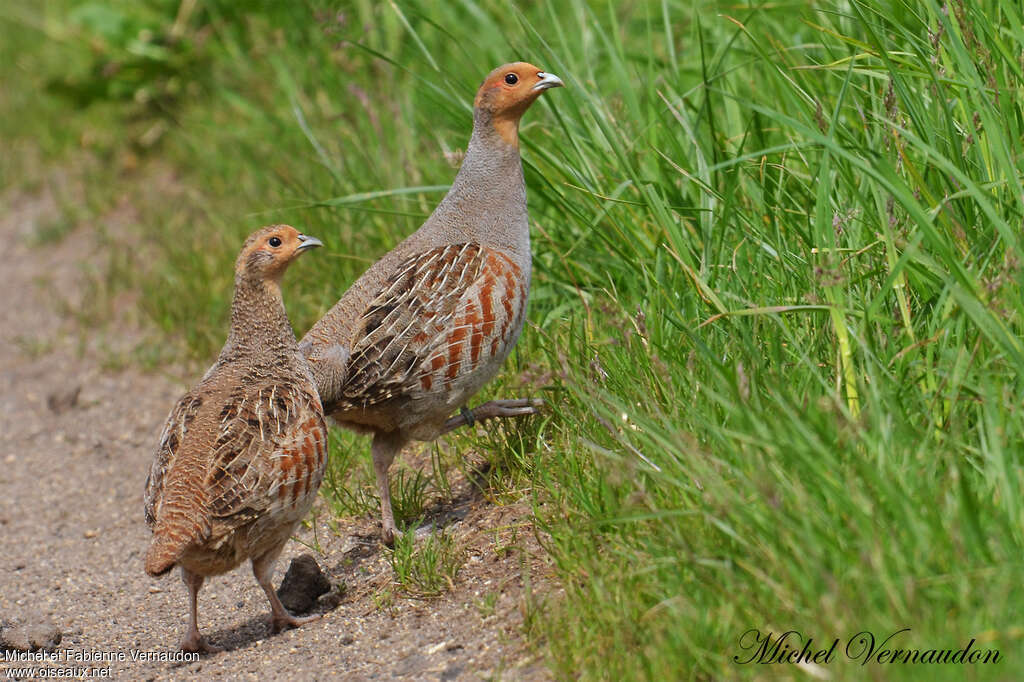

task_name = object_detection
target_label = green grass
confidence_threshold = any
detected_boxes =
[388,528,466,598]
[4,0,1024,679]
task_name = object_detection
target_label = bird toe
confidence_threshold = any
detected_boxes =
[180,634,223,655]
[271,611,322,634]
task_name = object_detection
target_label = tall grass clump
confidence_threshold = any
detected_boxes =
[521,1,1024,680]
[4,0,1023,679]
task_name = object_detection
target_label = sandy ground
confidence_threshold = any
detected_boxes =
[0,186,551,680]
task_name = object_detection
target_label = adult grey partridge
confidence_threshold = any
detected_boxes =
[144,225,326,653]
[300,62,562,543]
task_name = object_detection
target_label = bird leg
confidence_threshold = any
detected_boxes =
[179,568,222,654]
[252,547,321,633]
[372,431,406,546]
[440,398,543,435]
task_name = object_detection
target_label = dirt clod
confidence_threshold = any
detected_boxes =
[276,554,331,613]
[1,622,62,651]
[46,385,81,414]
[441,664,464,681]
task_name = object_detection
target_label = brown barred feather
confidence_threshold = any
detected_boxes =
[331,243,525,414]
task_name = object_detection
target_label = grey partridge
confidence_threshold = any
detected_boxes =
[300,62,562,543]
[144,225,327,653]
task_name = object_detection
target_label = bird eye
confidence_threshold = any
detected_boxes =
[504,73,518,85]
[269,237,282,247]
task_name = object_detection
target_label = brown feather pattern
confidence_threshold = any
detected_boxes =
[330,242,526,414]
[143,369,326,577]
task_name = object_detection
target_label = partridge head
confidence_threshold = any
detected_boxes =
[473,62,564,145]
[234,225,323,283]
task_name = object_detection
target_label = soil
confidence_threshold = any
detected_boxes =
[0,184,552,680]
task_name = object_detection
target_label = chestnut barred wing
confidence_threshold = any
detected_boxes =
[204,383,327,530]
[338,242,527,409]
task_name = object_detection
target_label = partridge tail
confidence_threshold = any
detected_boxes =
[145,531,183,577]
[145,490,209,577]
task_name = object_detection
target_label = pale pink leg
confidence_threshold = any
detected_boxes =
[440,398,543,434]
[372,431,406,546]
[252,546,321,633]
[179,568,222,654]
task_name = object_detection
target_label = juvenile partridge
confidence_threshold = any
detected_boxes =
[144,225,326,653]
[301,62,562,543]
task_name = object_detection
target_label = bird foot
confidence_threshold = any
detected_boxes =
[179,633,222,655]
[380,523,398,547]
[271,611,322,634]
[441,398,543,434]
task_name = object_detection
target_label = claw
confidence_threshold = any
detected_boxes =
[179,633,223,654]
[271,612,322,634]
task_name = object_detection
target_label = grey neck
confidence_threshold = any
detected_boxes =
[421,108,530,259]
[223,276,296,359]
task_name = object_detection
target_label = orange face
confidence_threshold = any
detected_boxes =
[474,62,563,144]
[235,224,322,280]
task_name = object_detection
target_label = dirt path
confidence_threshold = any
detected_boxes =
[0,186,550,680]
